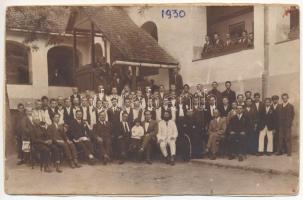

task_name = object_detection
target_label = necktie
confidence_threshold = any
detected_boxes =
[124,122,128,132]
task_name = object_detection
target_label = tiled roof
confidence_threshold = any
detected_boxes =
[6,6,71,33]
[81,6,178,65]
[6,6,178,65]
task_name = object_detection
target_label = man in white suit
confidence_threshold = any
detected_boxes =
[157,110,178,165]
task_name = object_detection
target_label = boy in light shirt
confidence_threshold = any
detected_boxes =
[129,118,145,161]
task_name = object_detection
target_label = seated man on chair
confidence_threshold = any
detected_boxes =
[70,110,96,165]
[227,105,250,161]
[31,118,61,173]
[93,111,112,165]
[157,111,178,165]
[206,109,227,160]
[47,113,81,169]
[139,110,158,164]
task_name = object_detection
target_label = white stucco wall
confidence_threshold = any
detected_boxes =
[6,31,91,108]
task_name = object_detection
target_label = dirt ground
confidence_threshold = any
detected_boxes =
[5,155,298,196]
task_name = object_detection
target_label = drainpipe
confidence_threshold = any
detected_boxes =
[262,5,270,100]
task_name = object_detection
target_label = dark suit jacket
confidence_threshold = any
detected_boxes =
[219,105,231,117]
[63,106,74,125]
[271,104,281,130]
[169,74,183,95]
[93,121,112,139]
[252,102,265,131]
[70,94,81,105]
[279,103,295,128]
[20,116,35,140]
[117,121,131,139]
[47,123,66,142]
[229,114,250,134]
[141,120,158,136]
[48,107,58,122]
[208,89,222,107]
[259,107,275,131]
[243,107,257,133]
[31,125,50,145]
[69,119,90,140]
[221,89,236,105]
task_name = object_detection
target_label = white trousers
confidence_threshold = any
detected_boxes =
[159,139,176,157]
[258,126,273,152]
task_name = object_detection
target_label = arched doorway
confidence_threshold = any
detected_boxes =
[141,21,158,41]
[6,41,31,84]
[47,46,81,86]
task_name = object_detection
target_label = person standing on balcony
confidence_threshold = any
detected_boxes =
[213,33,224,52]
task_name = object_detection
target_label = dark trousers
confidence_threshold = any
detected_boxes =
[118,137,130,160]
[34,144,61,164]
[54,142,77,160]
[227,132,247,156]
[176,133,191,161]
[277,126,292,155]
[247,130,258,154]
[16,135,23,160]
[273,129,279,152]
[34,144,51,164]
[189,130,205,158]
[75,140,94,159]
[141,134,156,161]
[96,137,111,158]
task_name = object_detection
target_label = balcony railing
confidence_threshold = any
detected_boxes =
[193,42,254,62]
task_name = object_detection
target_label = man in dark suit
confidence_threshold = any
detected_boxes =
[48,98,58,122]
[14,103,26,165]
[70,87,81,107]
[227,105,250,161]
[213,33,225,52]
[48,113,81,169]
[208,81,222,108]
[107,97,122,159]
[244,98,258,155]
[219,97,231,117]
[271,95,281,153]
[202,35,213,54]
[277,93,295,156]
[257,98,275,156]
[139,110,158,164]
[120,98,134,125]
[69,110,96,165]
[221,81,236,105]
[63,98,74,125]
[169,68,183,96]
[117,112,132,164]
[205,95,217,125]
[20,108,34,164]
[93,111,112,165]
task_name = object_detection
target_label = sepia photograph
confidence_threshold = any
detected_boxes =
[4,3,300,196]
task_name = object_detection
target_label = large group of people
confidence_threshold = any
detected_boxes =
[13,70,295,173]
[202,31,254,58]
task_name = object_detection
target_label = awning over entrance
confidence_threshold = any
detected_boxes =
[67,6,179,66]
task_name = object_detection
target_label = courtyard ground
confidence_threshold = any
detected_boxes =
[4,154,298,196]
